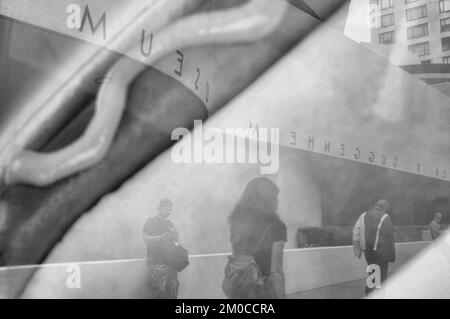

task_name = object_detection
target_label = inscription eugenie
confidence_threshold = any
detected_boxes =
[288,132,449,181]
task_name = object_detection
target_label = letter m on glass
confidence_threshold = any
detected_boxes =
[80,5,107,40]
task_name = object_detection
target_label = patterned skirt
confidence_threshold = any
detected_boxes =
[222,255,268,299]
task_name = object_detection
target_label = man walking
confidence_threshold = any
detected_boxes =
[430,212,443,240]
[353,199,395,295]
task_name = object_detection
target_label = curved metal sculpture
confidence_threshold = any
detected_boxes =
[1,0,288,186]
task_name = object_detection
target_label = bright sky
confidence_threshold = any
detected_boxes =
[344,0,372,43]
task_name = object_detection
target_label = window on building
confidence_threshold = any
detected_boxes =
[406,5,427,21]
[379,31,395,44]
[421,59,431,64]
[442,37,450,51]
[407,23,428,39]
[441,18,450,33]
[378,0,393,9]
[440,0,450,13]
[408,41,430,56]
[443,56,450,64]
[405,0,419,3]
[380,13,395,28]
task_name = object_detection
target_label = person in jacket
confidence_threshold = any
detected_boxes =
[430,212,443,240]
[353,199,395,295]
[223,177,287,299]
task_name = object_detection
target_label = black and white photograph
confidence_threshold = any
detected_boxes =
[1,0,450,305]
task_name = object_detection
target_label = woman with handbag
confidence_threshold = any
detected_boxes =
[143,198,188,299]
[222,177,287,299]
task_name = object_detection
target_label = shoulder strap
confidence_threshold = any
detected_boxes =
[374,214,388,251]
[255,223,272,252]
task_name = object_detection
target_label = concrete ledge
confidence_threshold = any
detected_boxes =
[0,241,428,298]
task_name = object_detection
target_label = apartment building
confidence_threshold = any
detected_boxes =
[370,0,450,63]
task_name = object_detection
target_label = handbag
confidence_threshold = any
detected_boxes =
[165,241,190,272]
[222,256,265,299]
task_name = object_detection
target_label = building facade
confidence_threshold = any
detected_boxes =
[370,0,450,64]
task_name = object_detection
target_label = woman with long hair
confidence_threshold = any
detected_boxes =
[223,177,287,299]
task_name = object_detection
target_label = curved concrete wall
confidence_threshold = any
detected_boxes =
[2,1,448,298]
[6,242,427,298]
